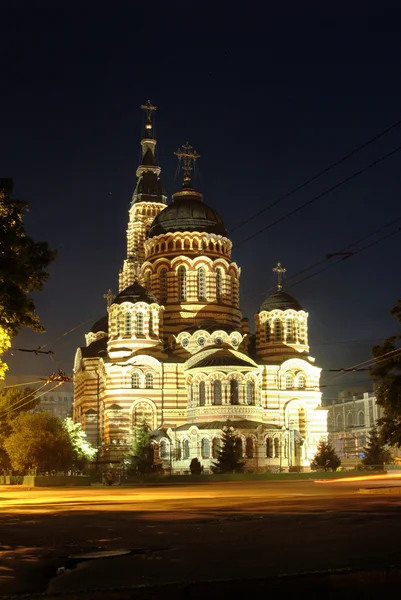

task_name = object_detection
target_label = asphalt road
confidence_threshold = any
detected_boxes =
[1,479,401,596]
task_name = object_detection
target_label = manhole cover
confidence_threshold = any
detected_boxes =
[68,549,131,560]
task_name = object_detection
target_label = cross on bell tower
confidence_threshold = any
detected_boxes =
[174,142,200,183]
[140,100,157,129]
[273,262,286,291]
[103,289,115,308]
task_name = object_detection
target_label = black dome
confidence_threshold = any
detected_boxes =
[90,315,108,334]
[260,290,303,312]
[112,282,158,306]
[148,181,227,238]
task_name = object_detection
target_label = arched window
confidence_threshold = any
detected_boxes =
[286,374,294,390]
[176,440,182,460]
[189,384,193,404]
[199,381,206,406]
[230,379,239,405]
[116,314,121,337]
[286,318,294,342]
[197,267,206,300]
[358,411,365,426]
[298,374,305,389]
[266,437,273,458]
[246,381,255,405]
[136,312,144,336]
[216,268,223,301]
[297,321,304,344]
[274,438,280,457]
[231,275,236,304]
[274,318,283,341]
[213,380,222,405]
[347,412,353,427]
[212,438,220,458]
[160,268,168,303]
[148,311,154,336]
[246,437,254,458]
[336,414,343,429]
[183,439,190,460]
[145,373,154,389]
[160,439,169,459]
[265,321,271,342]
[178,266,186,301]
[131,373,139,389]
[124,313,132,336]
[235,437,243,457]
[201,438,210,459]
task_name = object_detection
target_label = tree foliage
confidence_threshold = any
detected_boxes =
[362,427,392,468]
[4,412,74,474]
[63,417,97,469]
[0,179,56,338]
[211,424,244,474]
[370,300,401,447]
[190,457,203,475]
[310,439,341,472]
[0,327,11,380]
[125,418,154,475]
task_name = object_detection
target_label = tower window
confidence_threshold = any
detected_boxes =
[213,380,222,405]
[274,318,283,341]
[286,374,294,389]
[149,311,154,336]
[197,267,206,300]
[216,268,223,301]
[230,380,239,405]
[116,314,121,336]
[231,275,236,304]
[246,380,255,405]
[145,373,154,389]
[136,312,144,336]
[131,373,139,389]
[199,381,206,406]
[124,313,132,336]
[298,374,305,389]
[265,321,271,342]
[286,318,294,342]
[160,268,167,303]
[178,266,186,301]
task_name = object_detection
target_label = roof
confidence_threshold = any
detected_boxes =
[186,347,257,370]
[148,181,227,238]
[112,281,158,306]
[81,337,108,359]
[174,420,281,432]
[90,315,108,334]
[260,290,303,312]
[132,172,166,204]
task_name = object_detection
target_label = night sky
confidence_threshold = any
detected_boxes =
[2,4,401,401]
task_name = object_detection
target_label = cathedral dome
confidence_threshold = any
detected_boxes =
[148,179,227,238]
[260,290,302,312]
[112,281,158,305]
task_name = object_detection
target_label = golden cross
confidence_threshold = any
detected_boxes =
[272,262,286,291]
[174,142,200,181]
[103,289,114,308]
[140,100,157,123]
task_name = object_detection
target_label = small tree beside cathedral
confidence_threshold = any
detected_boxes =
[362,427,392,469]
[310,439,341,472]
[211,424,244,474]
[125,418,154,475]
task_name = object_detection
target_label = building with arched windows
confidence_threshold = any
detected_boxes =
[73,102,327,472]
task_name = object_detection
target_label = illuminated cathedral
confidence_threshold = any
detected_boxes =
[73,101,327,472]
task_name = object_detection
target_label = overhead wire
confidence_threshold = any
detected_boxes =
[0,381,52,420]
[229,117,401,233]
[0,382,64,421]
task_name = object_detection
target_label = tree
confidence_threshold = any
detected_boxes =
[0,386,39,472]
[125,418,154,475]
[211,424,244,474]
[362,427,392,469]
[4,412,74,474]
[63,417,97,470]
[370,300,401,447]
[190,457,203,475]
[0,179,56,377]
[310,439,341,472]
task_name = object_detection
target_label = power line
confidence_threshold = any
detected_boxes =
[0,382,64,421]
[2,380,44,389]
[0,381,50,420]
[234,144,401,250]
[229,117,401,233]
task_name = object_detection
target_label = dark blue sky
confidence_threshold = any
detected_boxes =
[2,4,401,400]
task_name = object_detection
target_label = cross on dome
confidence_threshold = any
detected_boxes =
[174,142,200,183]
[103,289,115,308]
[272,262,286,291]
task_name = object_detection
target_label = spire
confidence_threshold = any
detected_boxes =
[272,262,286,291]
[140,99,157,141]
[172,142,203,202]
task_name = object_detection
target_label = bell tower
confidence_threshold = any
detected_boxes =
[119,101,167,292]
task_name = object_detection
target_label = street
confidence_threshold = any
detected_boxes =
[1,479,401,596]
